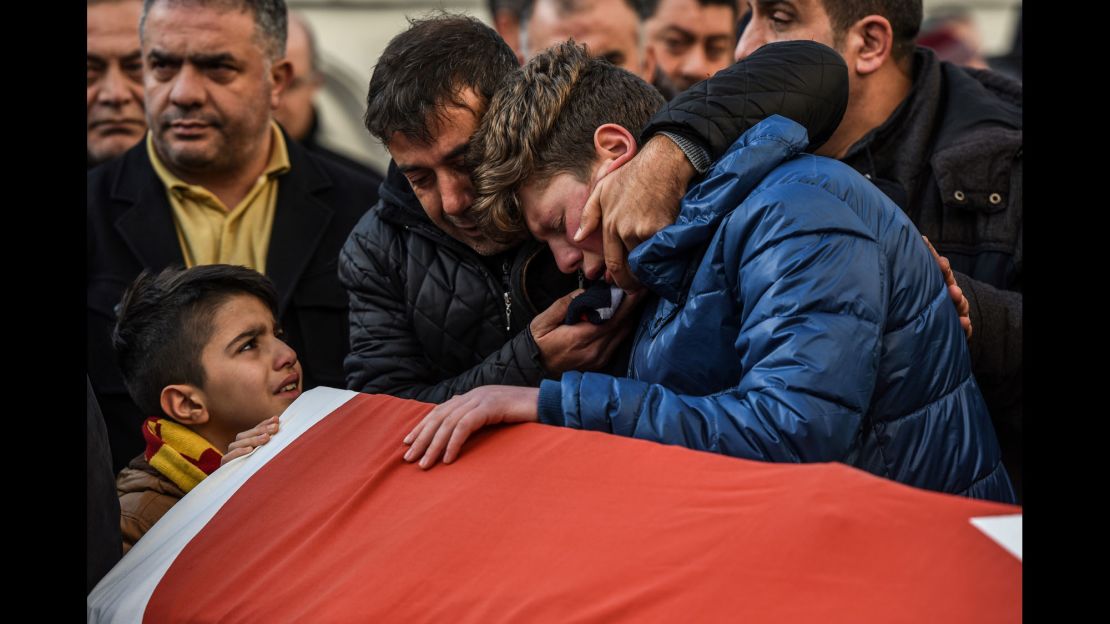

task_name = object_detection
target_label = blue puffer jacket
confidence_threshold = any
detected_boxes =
[537,116,1014,503]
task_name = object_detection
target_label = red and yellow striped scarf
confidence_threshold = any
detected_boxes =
[142,417,223,493]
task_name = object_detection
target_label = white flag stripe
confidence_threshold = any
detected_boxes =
[970,514,1022,561]
[87,387,358,623]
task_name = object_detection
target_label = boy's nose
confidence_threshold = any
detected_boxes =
[274,341,298,370]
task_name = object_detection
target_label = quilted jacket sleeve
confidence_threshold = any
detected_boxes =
[641,40,849,159]
[339,211,548,404]
[538,200,886,462]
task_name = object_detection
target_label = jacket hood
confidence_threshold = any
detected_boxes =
[938,56,1022,141]
[629,115,809,302]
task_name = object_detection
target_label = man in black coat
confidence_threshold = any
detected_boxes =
[575,0,1023,498]
[87,0,377,472]
[340,15,638,403]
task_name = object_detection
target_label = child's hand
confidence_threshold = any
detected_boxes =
[222,416,280,466]
[402,386,540,469]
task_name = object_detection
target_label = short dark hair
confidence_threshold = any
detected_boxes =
[112,265,280,417]
[364,13,519,145]
[140,0,288,60]
[469,41,665,242]
[822,0,923,60]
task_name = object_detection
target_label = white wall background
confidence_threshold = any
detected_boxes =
[291,1,488,173]
[924,0,1022,56]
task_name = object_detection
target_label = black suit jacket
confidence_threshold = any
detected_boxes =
[87,133,377,472]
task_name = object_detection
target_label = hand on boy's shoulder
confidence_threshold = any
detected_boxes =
[221,416,281,466]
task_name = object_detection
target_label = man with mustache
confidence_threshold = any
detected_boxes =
[644,0,738,93]
[87,0,379,472]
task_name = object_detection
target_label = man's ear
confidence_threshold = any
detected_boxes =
[592,124,638,178]
[159,385,210,426]
[269,58,294,109]
[845,15,895,76]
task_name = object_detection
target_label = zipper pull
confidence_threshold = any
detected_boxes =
[502,259,512,332]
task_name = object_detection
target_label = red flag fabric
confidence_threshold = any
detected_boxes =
[91,389,1021,622]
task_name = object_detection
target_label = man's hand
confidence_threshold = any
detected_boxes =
[530,289,644,374]
[575,135,694,290]
[402,385,541,469]
[923,236,972,341]
[221,416,280,466]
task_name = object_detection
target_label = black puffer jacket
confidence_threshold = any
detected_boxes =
[339,163,578,403]
[645,41,849,155]
[646,43,1023,498]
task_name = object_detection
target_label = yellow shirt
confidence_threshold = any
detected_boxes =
[147,122,291,273]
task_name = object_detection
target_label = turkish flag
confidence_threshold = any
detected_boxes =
[89,388,1021,622]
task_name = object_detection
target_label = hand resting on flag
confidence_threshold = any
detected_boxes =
[402,386,540,469]
[221,415,281,466]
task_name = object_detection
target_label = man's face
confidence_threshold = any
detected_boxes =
[87,0,146,165]
[387,89,513,256]
[274,17,319,142]
[197,294,302,440]
[734,0,838,61]
[519,172,607,280]
[526,0,654,83]
[142,2,280,175]
[647,0,736,91]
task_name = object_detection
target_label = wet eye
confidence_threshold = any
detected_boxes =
[274,328,288,343]
[239,338,258,353]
